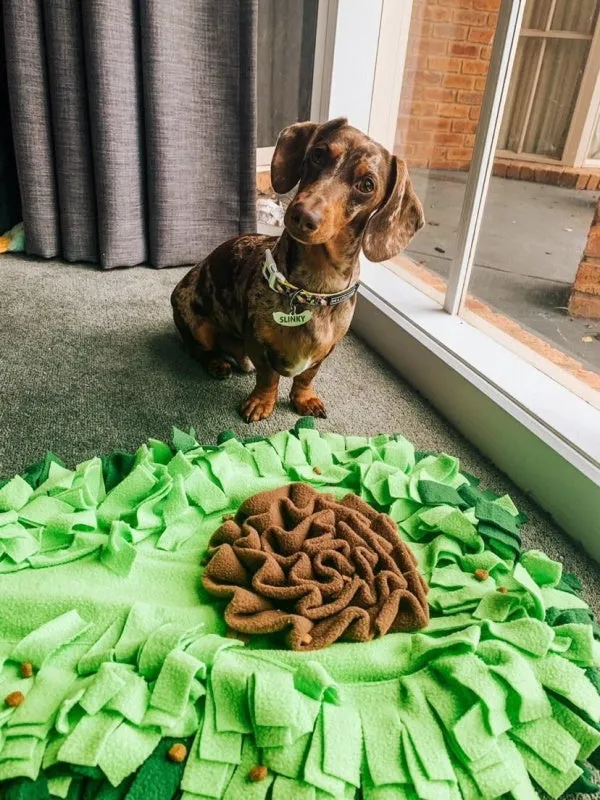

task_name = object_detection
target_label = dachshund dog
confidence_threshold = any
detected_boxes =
[171,117,424,422]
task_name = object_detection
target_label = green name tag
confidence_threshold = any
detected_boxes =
[273,310,313,327]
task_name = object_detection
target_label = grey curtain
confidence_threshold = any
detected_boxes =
[2,0,257,268]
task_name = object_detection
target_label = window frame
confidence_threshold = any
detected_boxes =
[326,0,600,553]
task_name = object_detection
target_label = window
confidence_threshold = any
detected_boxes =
[323,0,600,549]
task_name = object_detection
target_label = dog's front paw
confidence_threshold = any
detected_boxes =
[241,391,276,423]
[207,358,233,380]
[291,392,327,419]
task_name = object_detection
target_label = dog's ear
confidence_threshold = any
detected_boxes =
[271,122,319,194]
[270,117,348,194]
[362,157,424,262]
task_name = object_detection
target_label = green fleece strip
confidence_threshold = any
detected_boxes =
[124,737,190,800]
[181,732,234,798]
[198,686,242,765]
[97,722,161,788]
[57,711,123,767]
[321,702,361,787]
[222,738,274,800]
[10,611,90,669]
[517,741,582,799]
[535,653,600,721]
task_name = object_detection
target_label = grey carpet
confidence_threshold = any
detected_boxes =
[1,254,599,613]
[1,252,600,797]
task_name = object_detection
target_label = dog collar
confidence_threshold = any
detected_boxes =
[262,249,359,310]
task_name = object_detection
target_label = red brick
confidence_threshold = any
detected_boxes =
[416,20,434,37]
[577,173,591,190]
[533,166,549,183]
[433,132,465,146]
[457,90,484,105]
[464,133,476,147]
[443,73,476,89]
[450,42,481,58]
[439,103,471,118]
[568,290,600,319]
[424,5,453,22]
[559,169,579,189]
[418,39,449,56]
[474,0,501,9]
[519,165,534,182]
[423,86,456,102]
[593,199,600,224]
[428,56,462,72]
[468,28,495,44]
[493,161,508,177]
[431,145,452,161]
[419,117,453,132]
[474,77,488,91]
[462,59,490,75]
[397,114,420,132]
[447,147,474,162]
[487,12,499,26]
[545,169,562,186]
[506,164,520,179]
[587,175,600,191]
[573,261,600,294]
[454,9,489,26]
[439,0,472,7]
[415,70,444,85]
[469,105,481,120]
[433,23,468,40]
[585,227,600,258]
[410,128,435,143]
[452,119,478,133]
[408,101,439,117]
[480,45,493,60]
[404,54,430,72]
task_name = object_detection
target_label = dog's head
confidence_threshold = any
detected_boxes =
[271,117,424,262]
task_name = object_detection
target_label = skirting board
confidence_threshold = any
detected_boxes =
[352,286,600,563]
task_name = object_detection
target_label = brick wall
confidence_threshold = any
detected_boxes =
[395,0,500,170]
[569,198,600,319]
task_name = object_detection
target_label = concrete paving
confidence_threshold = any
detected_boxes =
[407,170,600,373]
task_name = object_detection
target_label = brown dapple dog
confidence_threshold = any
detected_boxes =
[171,117,424,422]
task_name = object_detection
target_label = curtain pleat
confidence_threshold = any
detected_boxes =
[83,0,148,268]
[2,0,257,269]
[3,0,60,258]
[44,0,97,263]
[140,0,254,267]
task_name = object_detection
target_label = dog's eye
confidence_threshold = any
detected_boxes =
[355,176,375,194]
[310,148,326,166]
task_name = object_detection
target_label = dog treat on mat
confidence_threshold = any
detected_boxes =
[202,482,429,649]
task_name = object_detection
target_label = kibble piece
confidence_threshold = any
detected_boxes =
[474,568,489,582]
[167,743,187,763]
[5,691,25,708]
[301,634,313,646]
[313,466,322,475]
[248,765,268,782]
[19,662,33,678]
[498,586,508,594]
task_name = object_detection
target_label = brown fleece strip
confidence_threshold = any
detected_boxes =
[202,483,429,650]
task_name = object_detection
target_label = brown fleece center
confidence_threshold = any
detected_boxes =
[202,483,429,650]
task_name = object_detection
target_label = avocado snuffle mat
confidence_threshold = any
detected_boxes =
[1,419,600,800]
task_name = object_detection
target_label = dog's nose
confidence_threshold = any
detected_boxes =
[290,205,322,234]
